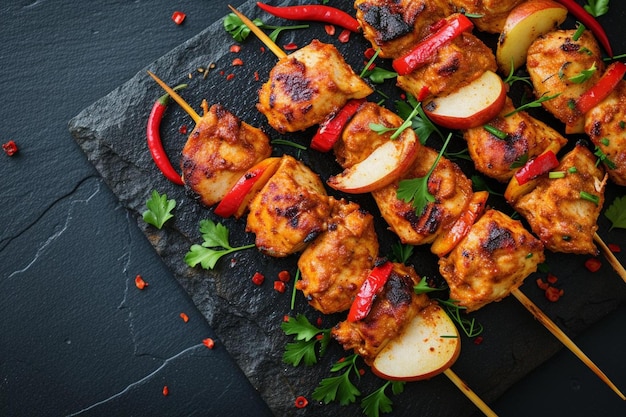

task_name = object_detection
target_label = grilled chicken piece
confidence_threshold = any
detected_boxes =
[181,104,271,208]
[397,31,497,101]
[512,145,607,255]
[526,29,605,133]
[297,200,379,314]
[439,209,545,312]
[256,40,373,133]
[246,155,332,257]
[332,263,430,364]
[372,146,473,246]
[584,80,626,186]
[464,98,567,182]
[354,0,453,58]
[449,0,526,33]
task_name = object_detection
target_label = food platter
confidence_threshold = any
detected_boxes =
[69,1,626,415]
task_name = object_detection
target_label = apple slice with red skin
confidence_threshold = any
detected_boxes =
[326,128,419,194]
[496,0,567,75]
[214,157,280,218]
[371,302,461,381]
[423,71,507,130]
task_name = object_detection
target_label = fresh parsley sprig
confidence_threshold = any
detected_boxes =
[585,0,610,17]
[282,314,331,366]
[184,219,255,269]
[390,241,414,264]
[143,190,176,229]
[504,93,560,117]
[361,380,405,417]
[223,13,308,42]
[605,195,626,230]
[312,354,362,406]
[396,95,443,144]
[437,298,484,338]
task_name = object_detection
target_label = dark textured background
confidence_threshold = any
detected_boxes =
[2,1,625,416]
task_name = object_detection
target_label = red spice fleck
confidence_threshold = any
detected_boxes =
[284,42,298,50]
[337,356,346,363]
[608,243,621,253]
[399,93,406,100]
[232,58,244,66]
[226,73,235,81]
[202,338,215,349]
[219,70,225,76]
[315,334,324,340]
[278,270,291,283]
[162,385,169,396]
[324,24,336,36]
[364,47,376,60]
[178,124,188,134]
[473,336,484,345]
[230,44,241,53]
[273,280,286,293]
[294,396,308,408]
[545,286,564,302]
[134,275,148,290]
[584,258,602,272]
[180,312,189,323]
[338,29,351,43]
[171,11,186,25]
[283,315,290,322]
[358,368,365,376]
[260,46,266,53]
[254,71,260,81]
[546,273,558,284]
[251,272,265,286]
[2,140,18,156]
[316,316,323,327]
[535,278,549,290]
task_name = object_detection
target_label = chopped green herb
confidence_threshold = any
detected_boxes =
[509,153,529,169]
[184,219,255,269]
[437,298,484,337]
[580,191,600,205]
[503,59,532,87]
[572,22,586,41]
[271,138,307,150]
[143,190,176,229]
[549,171,566,179]
[568,166,578,174]
[483,124,508,139]
[504,93,560,117]
[594,145,616,169]
[605,195,626,230]
[600,137,610,146]
[569,62,597,84]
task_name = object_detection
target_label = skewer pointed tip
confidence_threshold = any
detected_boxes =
[146,70,201,123]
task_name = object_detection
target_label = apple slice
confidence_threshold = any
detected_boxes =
[423,71,507,130]
[496,0,567,75]
[372,303,460,381]
[326,129,419,194]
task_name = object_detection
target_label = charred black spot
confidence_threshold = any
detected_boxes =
[438,56,460,77]
[424,100,437,112]
[403,204,441,234]
[275,62,313,103]
[359,4,413,42]
[384,272,413,308]
[304,229,321,243]
[561,39,580,53]
[590,121,602,138]
[482,221,515,252]
[328,223,338,232]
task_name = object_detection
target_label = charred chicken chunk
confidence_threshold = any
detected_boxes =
[181,104,271,207]
[256,40,373,133]
[439,209,545,312]
[372,147,473,246]
[246,155,332,257]
[297,200,379,314]
[464,98,567,182]
[526,29,604,132]
[397,31,497,101]
[355,0,453,58]
[584,80,626,186]
[332,263,430,364]
[512,145,607,255]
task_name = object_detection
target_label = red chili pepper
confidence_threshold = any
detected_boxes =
[584,257,602,272]
[134,274,148,290]
[147,85,187,185]
[251,272,265,286]
[553,0,612,56]
[576,61,626,114]
[347,261,394,322]
[338,29,351,43]
[162,385,169,396]
[294,396,308,408]
[514,150,560,185]
[232,58,244,66]
[544,286,564,302]
[202,338,215,349]
[324,24,335,36]
[608,243,621,253]
[256,2,360,33]
[278,270,291,283]
[283,42,298,50]
[180,312,189,322]
[230,44,241,53]
[2,140,18,156]
[311,98,365,152]
[172,11,186,25]
[274,281,286,293]
[392,14,474,76]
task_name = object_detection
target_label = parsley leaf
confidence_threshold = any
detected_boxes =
[584,0,610,17]
[184,219,255,269]
[361,381,405,417]
[143,190,176,229]
[395,96,442,144]
[282,315,331,366]
[223,13,307,42]
[313,355,361,405]
[390,241,413,264]
[605,195,626,230]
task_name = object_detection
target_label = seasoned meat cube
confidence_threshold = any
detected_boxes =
[256,40,373,133]
[512,145,607,255]
[439,209,545,312]
[526,29,604,132]
[355,0,453,58]
[449,0,526,33]
[397,32,497,100]
[464,98,567,182]
[181,104,271,207]
[584,80,626,186]
[332,263,430,364]
[372,146,473,246]
[246,155,331,257]
[297,200,379,314]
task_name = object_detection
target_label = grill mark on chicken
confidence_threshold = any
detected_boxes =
[483,222,514,253]
[358,3,419,42]
[437,56,460,77]
[403,203,442,234]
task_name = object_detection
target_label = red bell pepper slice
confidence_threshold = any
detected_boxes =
[514,150,560,185]
[311,99,365,152]
[576,61,626,115]
[392,14,474,76]
[347,261,394,322]
[553,0,612,57]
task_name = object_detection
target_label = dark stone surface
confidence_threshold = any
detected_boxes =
[2,0,625,416]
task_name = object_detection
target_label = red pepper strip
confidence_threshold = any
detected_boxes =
[347,261,394,322]
[514,150,559,185]
[392,13,473,76]
[146,85,187,185]
[585,258,602,272]
[256,2,360,33]
[311,99,365,152]
[576,61,626,114]
[553,0,612,56]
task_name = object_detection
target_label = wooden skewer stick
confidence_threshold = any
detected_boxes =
[512,288,625,400]
[594,232,626,283]
[444,369,498,417]
[147,71,201,123]
[228,5,287,59]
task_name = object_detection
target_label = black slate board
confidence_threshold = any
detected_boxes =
[69,1,626,416]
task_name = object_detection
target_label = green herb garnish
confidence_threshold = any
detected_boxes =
[223,13,308,42]
[184,219,255,269]
[282,314,331,366]
[604,195,626,230]
[312,354,362,405]
[361,380,405,417]
[143,190,176,229]
[584,0,610,17]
